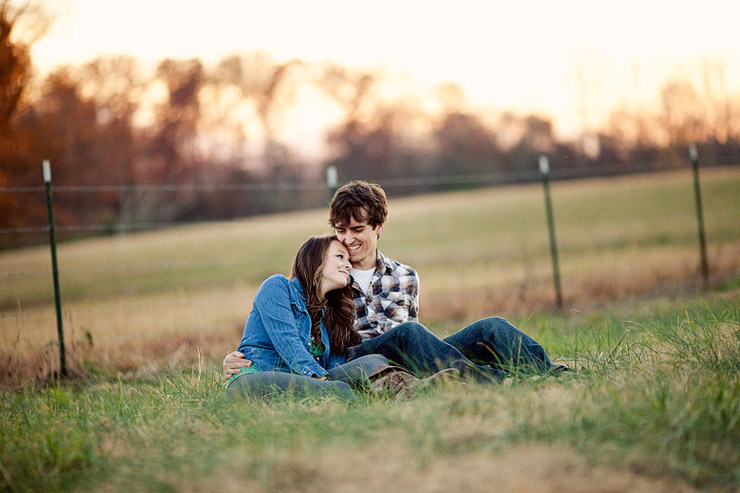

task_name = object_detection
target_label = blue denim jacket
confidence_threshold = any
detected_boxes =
[237,275,346,377]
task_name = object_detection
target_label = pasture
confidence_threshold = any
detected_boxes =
[1,167,739,491]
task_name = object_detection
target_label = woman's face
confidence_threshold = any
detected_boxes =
[319,240,352,297]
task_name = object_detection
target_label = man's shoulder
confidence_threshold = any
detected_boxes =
[377,251,417,278]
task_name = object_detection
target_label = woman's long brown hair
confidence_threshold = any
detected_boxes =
[291,236,361,354]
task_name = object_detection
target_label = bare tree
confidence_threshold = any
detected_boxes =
[317,63,378,179]
[152,58,204,176]
[318,63,376,128]
[660,79,706,147]
[434,81,467,115]
[0,0,49,134]
[700,57,737,143]
[203,55,251,165]
[75,56,144,231]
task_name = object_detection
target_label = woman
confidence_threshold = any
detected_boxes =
[226,236,389,399]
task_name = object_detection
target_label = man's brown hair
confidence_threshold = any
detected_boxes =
[328,180,388,227]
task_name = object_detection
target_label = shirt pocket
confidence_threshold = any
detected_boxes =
[382,291,411,320]
[290,301,308,323]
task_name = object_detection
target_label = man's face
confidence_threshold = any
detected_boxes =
[334,211,384,271]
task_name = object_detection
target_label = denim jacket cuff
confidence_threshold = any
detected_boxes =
[297,365,328,378]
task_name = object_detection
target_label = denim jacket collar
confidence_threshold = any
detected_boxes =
[289,277,307,303]
[290,277,328,319]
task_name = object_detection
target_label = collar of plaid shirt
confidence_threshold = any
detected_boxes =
[350,250,419,340]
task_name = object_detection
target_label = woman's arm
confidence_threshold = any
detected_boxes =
[254,276,328,378]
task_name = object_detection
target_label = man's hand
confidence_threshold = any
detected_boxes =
[223,351,252,379]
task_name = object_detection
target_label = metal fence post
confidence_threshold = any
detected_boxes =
[43,160,67,378]
[689,144,709,288]
[326,165,338,203]
[539,155,563,309]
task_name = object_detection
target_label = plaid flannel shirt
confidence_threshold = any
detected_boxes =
[350,250,419,340]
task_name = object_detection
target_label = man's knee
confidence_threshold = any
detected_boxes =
[477,316,510,328]
[475,316,527,338]
[458,317,501,339]
[393,321,433,340]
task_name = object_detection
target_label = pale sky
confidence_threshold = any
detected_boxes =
[30,0,740,138]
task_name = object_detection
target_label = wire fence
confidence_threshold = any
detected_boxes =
[2,158,737,277]
[2,158,731,235]
[0,257,253,280]
[2,155,738,356]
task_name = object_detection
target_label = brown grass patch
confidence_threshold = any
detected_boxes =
[0,327,239,388]
[195,443,708,493]
[423,244,740,325]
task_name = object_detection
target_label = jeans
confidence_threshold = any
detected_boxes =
[348,317,560,382]
[347,322,506,383]
[225,354,388,400]
[443,317,557,373]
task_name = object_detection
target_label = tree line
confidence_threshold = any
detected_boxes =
[2,1,739,249]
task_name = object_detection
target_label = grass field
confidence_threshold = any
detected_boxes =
[1,167,739,491]
[1,293,738,492]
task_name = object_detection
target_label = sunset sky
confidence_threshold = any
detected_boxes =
[30,0,740,138]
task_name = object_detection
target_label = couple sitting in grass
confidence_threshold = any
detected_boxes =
[225,181,567,399]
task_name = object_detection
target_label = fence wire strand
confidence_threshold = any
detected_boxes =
[0,161,703,234]
[1,162,737,289]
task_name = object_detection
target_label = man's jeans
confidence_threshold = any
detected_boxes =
[443,317,556,373]
[348,317,558,382]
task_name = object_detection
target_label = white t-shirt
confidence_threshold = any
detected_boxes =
[350,267,376,294]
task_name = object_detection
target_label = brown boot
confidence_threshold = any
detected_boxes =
[396,368,463,399]
[368,364,419,396]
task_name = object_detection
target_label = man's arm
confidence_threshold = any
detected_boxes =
[223,351,252,379]
[408,270,419,322]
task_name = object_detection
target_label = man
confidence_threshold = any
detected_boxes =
[224,180,566,382]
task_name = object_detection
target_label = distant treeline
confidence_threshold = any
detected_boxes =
[2,2,740,249]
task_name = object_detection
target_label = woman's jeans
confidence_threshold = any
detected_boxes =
[225,354,388,400]
[347,317,559,383]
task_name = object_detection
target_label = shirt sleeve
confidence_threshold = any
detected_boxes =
[253,277,328,378]
[408,270,419,322]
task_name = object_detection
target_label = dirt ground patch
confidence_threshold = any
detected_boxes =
[198,444,714,493]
